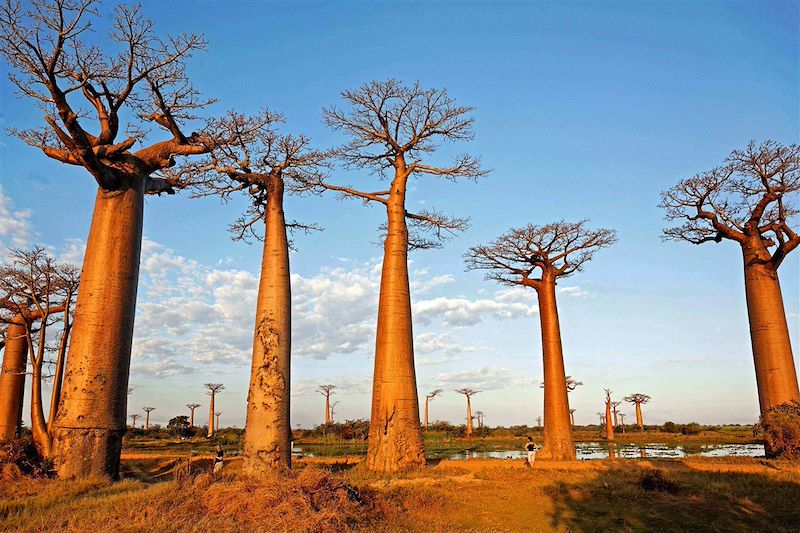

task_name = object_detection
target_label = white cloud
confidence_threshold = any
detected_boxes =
[432,366,518,391]
[558,286,588,298]
[0,187,34,251]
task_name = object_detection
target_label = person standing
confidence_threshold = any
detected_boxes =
[213,444,225,473]
[525,436,538,467]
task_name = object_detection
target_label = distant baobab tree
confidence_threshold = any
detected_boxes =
[618,413,626,433]
[455,389,480,437]
[536,416,542,428]
[569,409,576,427]
[597,413,605,426]
[0,0,221,479]
[316,385,336,425]
[215,412,222,432]
[540,376,583,392]
[660,140,800,439]
[329,402,339,424]
[129,414,140,429]
[424,389,443,430]
[466,220,616,460]
[142,407,156,431]
[186,404,201,428]
[205,384,225,437]
[604,390,614,441]
[474,411,485,429]
[624,393,651,430]
[185,111,328,476]
[0,248,78,456]
[611,401,622,427]
[318,80,487,472]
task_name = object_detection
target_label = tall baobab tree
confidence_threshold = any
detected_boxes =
[186,403,201,428]
[319,80,487,472]
[466,221,616,460]
[0,248,78,455]
[205,384,225,438]
[129,414,140,429]
[142,407,156,431]
[317,385,336,426]
[0,0,219,479]
[569,409,576,427]
[455,388,480,437]
[604,390,614,441]
[184,111,328,476]
[660,141,800,427]
[624,393,650,430]
[424,389,442,430]
[214,412,222,432]
[611,401,622,427]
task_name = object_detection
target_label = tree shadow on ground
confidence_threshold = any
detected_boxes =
[546,465,800,532]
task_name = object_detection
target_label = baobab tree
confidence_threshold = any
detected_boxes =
[0,0,219,478]
[618,413,627,433]
[604,390,614,441]
[536,416,542,428]
[660,141,800,427]
[142,407,156,431]
[611,401,622,427]
[474,411,485,429]
[455,388,480,437]
[0,248,78,456]
[424,389,443,430]
[466,220,616,460]
[184,111,328,475]
[316,385,336,425]
[205,384,225,438]
[329,402,339,424]
[319,80,487,472]
[129,414,140,429]
[214,412,222,432]
[624,393,651,430]
[569,409,576,427]
[186,403,201,428]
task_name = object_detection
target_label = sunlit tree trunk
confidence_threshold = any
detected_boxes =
[465,396,474,437]
[635,402,644,430]
[243,176,292,475]
[742,238,799,415]
[366,164,426,472]
[47,310,70,434]
[208,392,216,438]
[52,183,144,479]
[537,272,575,460]
[605,399,614,441]
[424,397,429,430]
[325,394,331,425]
[29,326,53,456]
[0,320,27,440]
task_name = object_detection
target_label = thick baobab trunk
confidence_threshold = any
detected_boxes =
[538,274,575,460]
[741,241,799,416]
[243,178,292,476]
[605,400,614,441]
[189,408,196,428]
[0,320,27,440]
[366,170,426,473]
[635,402,643,430]
[325,394,331,425]
[208,393,216,438]
[52,183,144,479]
[465,397,474,437]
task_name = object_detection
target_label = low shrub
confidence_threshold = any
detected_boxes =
[761,400,800,459]
[639,469,679,493]
[0,436,52,478]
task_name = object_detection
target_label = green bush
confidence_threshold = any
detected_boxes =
[760,401,800,459]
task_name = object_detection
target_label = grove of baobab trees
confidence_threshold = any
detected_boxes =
[318,80,487,472]
[660,141,800,452]
[466,221,617,460]
[0,0,223,479]
[181,110,329,476]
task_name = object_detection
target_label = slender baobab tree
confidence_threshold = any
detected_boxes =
[0,0,219,478]
[318,80,487,472]
[569,409,576,427]
[660,141,800,427]
[424,389,442,430]
[184,111,327,475]
[205,384,225,437]
[618,413,626,433]
[0,248,78,455]
[536,416,542,428]
[624,393,650,430]
[129,414,140,429]
[214,412,221,432]
[187,403,201,428]
[474,411,485,429]
[329,402,339,424]
[142,407,156,431]
[604,390,614,441]
[455,388,480,437]
[611,401,622,427]
[317,385,336,426]
[466,221,616,460]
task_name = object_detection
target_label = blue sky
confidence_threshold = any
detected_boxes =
[1,0,798,429]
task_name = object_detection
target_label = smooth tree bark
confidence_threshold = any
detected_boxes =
[424,389,442,430]
[660,141,800,436]
[318,80,486,472]
[187,404,201,428]
[317,385,337,426]
[205,384,224,438]
[183,111,327,476]
[215,412,221,432]
[0,1,218,479]
[455,388,480,437]
[142,407,155,431]
[604,390,614,441]
[0,318,28,440]
[466,221,616,460]
[624,393,650,430]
